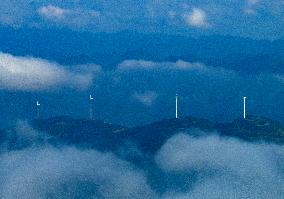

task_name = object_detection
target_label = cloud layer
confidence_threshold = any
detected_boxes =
[0,122,283,198]
[118,60,207,71]
[0,147,155,199]
[0,52,99,91]
[156,133,284,199]
[0,122,156,199]
[1,1,284,39]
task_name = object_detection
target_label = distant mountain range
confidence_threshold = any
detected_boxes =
[1,26,284,74]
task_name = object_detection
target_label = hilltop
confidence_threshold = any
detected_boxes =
[0,115,283,154]
[218,115,284,144]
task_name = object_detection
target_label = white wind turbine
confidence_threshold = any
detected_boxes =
[36,100,41,119]
[89,95,94,120]
[176,93,179,119]
[243,96,247,119]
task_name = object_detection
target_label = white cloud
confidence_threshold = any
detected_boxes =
[244,0,260,15]
[156,133,284,199]
[0,52,99,91]
[117,59,237,79]
[117,60,205,71]
[1,121,51,151]
[1,112,284,198]
[184,8,208,28]
[243,8,257,15]
[0,123,157,198]
[38,5,100,27]
[38,5,67,20]
[247,0,260,6]
[0,147,156,198]
[118,60,157,70]
[132,91,158,106]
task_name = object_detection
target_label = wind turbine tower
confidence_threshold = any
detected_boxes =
[36,100,40,119]
[176,93,179,119]
[243,97,247,119]
[89,95,94,120]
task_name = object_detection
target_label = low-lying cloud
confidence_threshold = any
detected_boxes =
[0,147,155,199]
[0,122,284,198]
[156,133,284,199]
[118,60,206,71]
[0,52,100,91]
[132,91,158,106]
[116,59,238,79]
[1,121,50,151]
[0,123,156,199]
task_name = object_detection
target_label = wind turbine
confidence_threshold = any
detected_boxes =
[176,93,179,119]
[243,97,247,119]
[89,95,94,120]
[36,100,40,119]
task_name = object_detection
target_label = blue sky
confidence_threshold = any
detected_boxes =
[1,0,284,39]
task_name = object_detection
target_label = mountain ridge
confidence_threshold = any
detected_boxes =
[1,26,284,74]
[1,115,283,153]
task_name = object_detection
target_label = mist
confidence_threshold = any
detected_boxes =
[0,122,283,198]
[94,59,284,126]
[156,134,284,199]
[1,57,284,128]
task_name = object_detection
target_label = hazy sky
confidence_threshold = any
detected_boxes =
[0,1,284,127]
[1,2,284,198]
[1,0,284,39]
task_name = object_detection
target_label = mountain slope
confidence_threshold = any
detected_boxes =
[1,115,283,154]
[0,116,126,151]
[123,117,217,153]
[218,115,284,144]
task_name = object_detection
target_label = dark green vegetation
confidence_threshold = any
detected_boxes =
[1,115,283,154]
[0,115,283,194]
[31,116,126,151]
[218,116,284,144]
